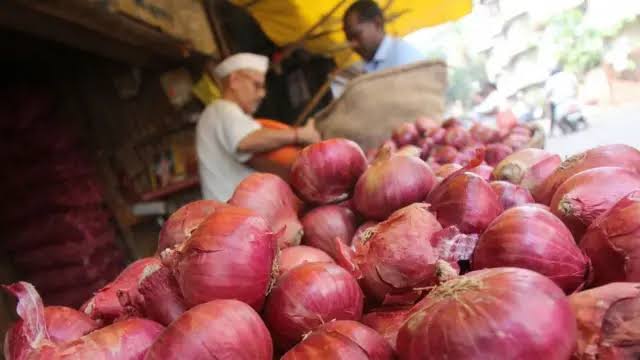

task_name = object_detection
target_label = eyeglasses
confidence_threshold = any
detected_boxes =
[238,72,266,91]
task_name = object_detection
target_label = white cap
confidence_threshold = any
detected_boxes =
[213,53,269,80]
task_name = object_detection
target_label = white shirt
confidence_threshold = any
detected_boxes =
[545,71,578,104]
[196,99,261,201]
[362,35,425,73]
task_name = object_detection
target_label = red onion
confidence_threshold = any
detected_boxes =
[145,299,273,360]
[397,267,577,360]
[490,181,535,209]
[550,166,640,239]
[468,163,493,181]
[417,137,434,160]
[472,206,589,293]
[82,257,162,323]
[351,221,377,250]
[281,329,369,359]
[434,163,462,182]
[277,245,334,276]
[502,133,531,150]
[353,153,435,220]
[283,320,392,360]
[290,138,368,204]
[229,173,303,249]
[452,144,483,166]
[395,145,422,158]
[4,282,164,360]
[301,204,357,258]
[442,118,463,129]
[157,200,226,253]
[415,116,439,135]
[485,143,513,166]
[470,122,499,144]
[430,145,458,164]
[580,191,640,286]
[263,262,364,351]
[444,126,471,149]
[510,124,533,137]
[569,282,640,359]
[118,265,187,326]
[163,206,277,310]
[44,306,99,343]
[361,307,410,352]
[492,149,561,193]
[535,144,640,204]
[428,153,503,234]
[392,122,419,147]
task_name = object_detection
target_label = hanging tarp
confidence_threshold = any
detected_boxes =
[230,0,472,66]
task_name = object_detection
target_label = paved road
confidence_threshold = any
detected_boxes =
[545,103,640,157]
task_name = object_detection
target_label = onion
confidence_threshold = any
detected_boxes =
[351,221,377,250]
[569,282,640,359]
[490,181,535,209]
[163,205,277,310]
[4,282,164,360]
[444,126,471,149]
[144,299,273,360]
[44,306,99,343]
[442,118,463,129]
[550,166,640,239]
[485,143,513,166]
[118,265,187,326]
[580,191,640,286]
[428,153,503,234]
[290,138,368,204]
[415,116,439,135]
[281,329,369,360]
[82,257,162,323]
[468,163,493,181]
[502,133,531,150]
[282,320,392,360]
[510,125,533,137]
[301,204,357,258]
[277,245,334,276]
[434,163,462,182]
[535,144,640,204]
[263,262,364,351]
[429,145,458,164]
[361,307,410,352]
[470,122,499,144]
[353,153,435,220]
[492,149,561,194]
[472,206,590,293]
[395,145,422,158]
[392,122,419,147]
[397,267,577,360]
[428,127,446,145]
[416,137,434,160]
[229,173,303,249]
[157,200,226,253]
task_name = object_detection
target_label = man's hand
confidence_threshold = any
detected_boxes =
[296,118,321,145]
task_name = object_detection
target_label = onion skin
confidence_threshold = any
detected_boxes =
[430,145,458,164]
[281,330,369,360]
[263,262,364,351]
[444,126,471,149]
[492,149,561,191]
[167,206,277,310]
[352,204,444,304]
[428,170,503,235]
[353,154,435,220]
[536,144,640,204]
[144,299,273,360]
[490,181,535,209]
[351,221,377,250]
[485,143,513,167]
[157,200,226,253]
[550,166,640,240]
[301,205,357,258]
[307,320,394,360]
[580,191,640,286]
[569,282,640,359]
[361,307,411,352]
[472,206,590,293]
[434,163,462,182]
[229,173,303,249]
[397,267,577,360]
[468,164,493,181]
[392,123,419,147]
[44,306,99,344]
[277,245,334,276]
[290,138,368,204]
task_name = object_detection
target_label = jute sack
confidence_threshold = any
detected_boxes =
[315,60,447,151]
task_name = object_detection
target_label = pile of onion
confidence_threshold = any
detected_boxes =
[229,173,303,249]
[470,122,499,144]
[485,143,513,166]
[434,163,462,182]
[397,267,577,360]
[550,166,640,239]
[472,206,590,293]
[157,200,226,253]
[535,144,640,204]
[44,306,99,343]
[490,181,534,209]
[162,205,277,310]
[492,148,561,196]
[351,221,377,250]
[361,307,411,352]
[145,299,273,360]
[430,145,458,164]
[415,116,439,135]
[301,204,357,258]
[569,282,640,359]
[392,122,419,147]
[276,245,334,277]
[353,151,435,220]
[290,138,367,204]
[443,126,471,149]
[263,262,364,351]
[282,320,393,360]
[580,191,640,286]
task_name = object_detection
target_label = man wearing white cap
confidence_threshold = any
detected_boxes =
[196,52,321,201]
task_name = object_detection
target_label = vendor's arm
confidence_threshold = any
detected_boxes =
[237,118,321,153]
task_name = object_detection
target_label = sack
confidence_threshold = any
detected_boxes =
[316,60,447,151]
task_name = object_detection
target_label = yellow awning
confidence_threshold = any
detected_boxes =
[230,0,472,67]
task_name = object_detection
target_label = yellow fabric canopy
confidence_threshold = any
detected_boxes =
[230,0,472,67]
